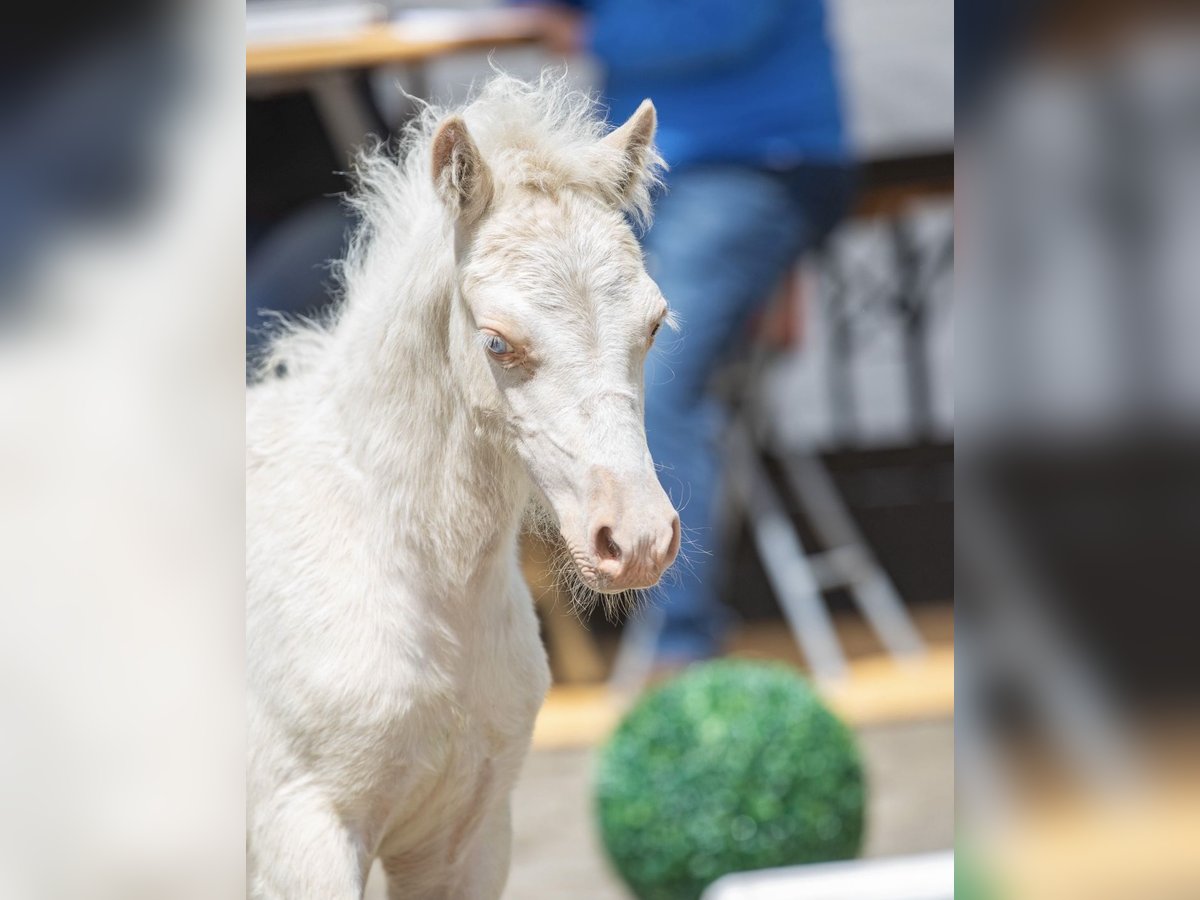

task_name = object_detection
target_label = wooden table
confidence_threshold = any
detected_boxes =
[247,7,543,79]
[247,6,544,158]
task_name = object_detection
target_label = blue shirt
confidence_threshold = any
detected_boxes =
[563,0,849,168]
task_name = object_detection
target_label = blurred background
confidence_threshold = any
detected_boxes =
[957,2,1200,899]
[249,0,953,896]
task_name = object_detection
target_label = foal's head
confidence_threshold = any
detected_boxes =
[431,97,680,595]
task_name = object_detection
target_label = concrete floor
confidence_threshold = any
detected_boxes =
[365,718,954,899]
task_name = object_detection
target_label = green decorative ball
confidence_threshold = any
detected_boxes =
[595,660,866,900]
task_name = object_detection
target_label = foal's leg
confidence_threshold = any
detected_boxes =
[452,801,513,900]
[383,802,513,900]
[248,791,367,900]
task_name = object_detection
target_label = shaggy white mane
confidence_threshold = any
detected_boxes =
[351,70,664,241]
[253,72,664,383]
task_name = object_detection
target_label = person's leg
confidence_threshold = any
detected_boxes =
[642,166,810,662]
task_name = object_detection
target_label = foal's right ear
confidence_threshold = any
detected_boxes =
[431,116,493,226]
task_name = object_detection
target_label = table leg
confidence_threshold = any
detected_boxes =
[309,70,383,165]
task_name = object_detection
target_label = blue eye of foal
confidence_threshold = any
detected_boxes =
[484,334,512,356]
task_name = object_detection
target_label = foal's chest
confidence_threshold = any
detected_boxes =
[371,604,549,851]
[371,575,547,773]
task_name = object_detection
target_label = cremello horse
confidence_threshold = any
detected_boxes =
[246,74,680,899]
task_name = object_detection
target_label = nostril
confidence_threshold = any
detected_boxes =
[595,526,622,562]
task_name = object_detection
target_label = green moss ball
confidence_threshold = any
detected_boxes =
[595,660,866,900]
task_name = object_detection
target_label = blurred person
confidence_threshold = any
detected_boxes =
[526,0,855,663]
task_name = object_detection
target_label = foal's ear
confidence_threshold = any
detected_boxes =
[431,116,493,225]
[599,99,659,203]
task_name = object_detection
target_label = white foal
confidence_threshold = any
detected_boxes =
[246,74,679,899]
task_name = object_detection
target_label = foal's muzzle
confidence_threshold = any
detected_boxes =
[580,466,680,593]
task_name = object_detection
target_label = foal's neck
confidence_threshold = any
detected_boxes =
[331,218,528,586]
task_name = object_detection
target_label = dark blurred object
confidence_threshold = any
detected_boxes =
[0,7,182,302]
[854,153,954,217]
[954,0,1040,124]
[726,443,953,623]
[960,0,1200,714]
[0,0,169,96]
[246,91,352,364]
[247,92,345,236]
[247,197,353,367]
[979,437,1200,706]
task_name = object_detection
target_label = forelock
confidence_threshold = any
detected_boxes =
[470,189,644,311]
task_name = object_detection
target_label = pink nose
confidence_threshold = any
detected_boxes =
[591,513,681,592]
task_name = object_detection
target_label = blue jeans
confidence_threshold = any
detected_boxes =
[643,163,855,661]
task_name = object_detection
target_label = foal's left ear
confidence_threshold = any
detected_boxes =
[431,116,493,226]
[599,99,659,203]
